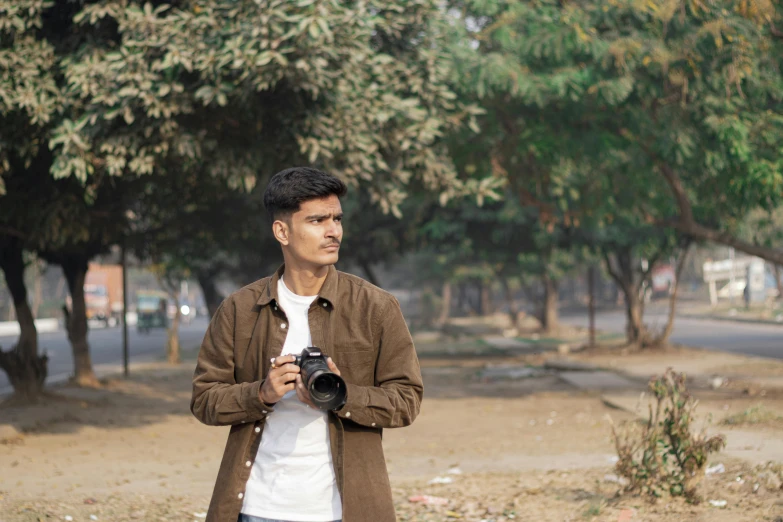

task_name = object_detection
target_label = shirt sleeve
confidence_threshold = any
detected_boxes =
[335,295,423,428]
[190,299,273,426]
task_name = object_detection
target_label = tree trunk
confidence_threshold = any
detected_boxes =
[541,273,559,334]
[32,260,42,318]
[456,283,467,315]
[157,273,181,364]
[62,257,99,387]
[0,238,48,402]
[197,271,224,319]
[167,300,181,364]
[359,260,380,287]
[480,281,493,315]
[588,266,596,348]
[625,294,645,344]
[775,264,783,301]
[501,278,519,328]
[603,249,652,347]
[437,281,452,325]
[654,243,691,346]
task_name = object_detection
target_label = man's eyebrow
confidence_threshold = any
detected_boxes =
[303,212,343,220]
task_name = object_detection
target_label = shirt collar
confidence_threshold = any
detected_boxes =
[257,264,338,309]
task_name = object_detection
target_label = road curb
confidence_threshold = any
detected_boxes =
[681,312,783,326]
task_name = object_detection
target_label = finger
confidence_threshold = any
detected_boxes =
[275,371,300,384]
[295,374,306,397]
[295,375,317,408]
[277,363,300,373]
[270,355,296,369]
[270,364,300,378]
[326,357,341,377]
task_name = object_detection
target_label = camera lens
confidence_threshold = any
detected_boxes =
[306,370,346,410]
[313,374,335,395]
[297,347,347,410]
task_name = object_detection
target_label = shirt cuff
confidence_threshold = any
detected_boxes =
[242,379,275,420]
[335,382,367,421]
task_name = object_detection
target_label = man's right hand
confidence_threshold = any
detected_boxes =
[259,355,300,406]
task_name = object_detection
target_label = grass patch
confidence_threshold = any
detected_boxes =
[582,499,604,519]
[721,405,783,426]
[515,332,623,345]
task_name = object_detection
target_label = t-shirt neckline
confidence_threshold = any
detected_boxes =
[279,276,318,305]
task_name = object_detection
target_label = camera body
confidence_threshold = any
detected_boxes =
[294,347,347,411]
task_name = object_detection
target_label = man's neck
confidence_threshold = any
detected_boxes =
[282,261,329,297]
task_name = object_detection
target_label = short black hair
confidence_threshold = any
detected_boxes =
[263,167,348,221]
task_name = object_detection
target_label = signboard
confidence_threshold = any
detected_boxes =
[702,258,752,283]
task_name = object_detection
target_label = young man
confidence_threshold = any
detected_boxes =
[191,167,423,522]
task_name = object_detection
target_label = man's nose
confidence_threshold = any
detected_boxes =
[325,219,341,237]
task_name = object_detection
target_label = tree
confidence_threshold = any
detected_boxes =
[36,176,131,387]
[3,0,480,393]
[593,221,681,346]
[52,0,482,210]
[0,237,47,402]
[451,0,783,264]
[0,0,64,400]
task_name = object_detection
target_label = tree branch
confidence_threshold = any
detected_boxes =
[665,219,783,265]
[0,226,26,240]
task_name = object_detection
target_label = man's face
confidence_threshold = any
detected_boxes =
[275,195,343,268]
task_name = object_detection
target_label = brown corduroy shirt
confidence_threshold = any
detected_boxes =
[191,265,423,522]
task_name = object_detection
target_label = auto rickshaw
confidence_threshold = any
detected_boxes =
[136,290,169,333]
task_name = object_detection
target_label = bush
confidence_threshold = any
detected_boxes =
[610,368,726,502]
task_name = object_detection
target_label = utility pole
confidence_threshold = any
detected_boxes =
[588,265,596,348]
[121,241,129,377]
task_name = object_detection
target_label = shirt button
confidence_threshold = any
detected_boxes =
[238,492,244,499]
[345,412,351,418]
[245,460,252,467]
[281,323,287,329]
[262,410,267,414]
[371,422,376,427]
[255,427,261,433]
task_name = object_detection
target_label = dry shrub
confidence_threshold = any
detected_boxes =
[610,368,726,502]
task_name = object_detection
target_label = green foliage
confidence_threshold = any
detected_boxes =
[611,369,726,503]
[49,0,478,213]
[0,0,62,196]
[445,0,783,262]
[720,404,783,426]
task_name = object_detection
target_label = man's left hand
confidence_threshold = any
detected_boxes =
[295,357,342,409]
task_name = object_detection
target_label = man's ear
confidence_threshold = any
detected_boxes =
[272,219,290,246]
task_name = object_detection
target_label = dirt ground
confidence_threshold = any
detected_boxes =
[1,344,783,522]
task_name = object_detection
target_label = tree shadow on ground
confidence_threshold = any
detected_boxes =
[0,342,646,436]
[0,361,199,437]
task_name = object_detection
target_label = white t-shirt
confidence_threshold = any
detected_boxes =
[241,277,342,521]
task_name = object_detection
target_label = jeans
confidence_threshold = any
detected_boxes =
[238,516,341,522]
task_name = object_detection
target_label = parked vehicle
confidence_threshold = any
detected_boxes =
[136,290,168,333]
[85,263,123,327]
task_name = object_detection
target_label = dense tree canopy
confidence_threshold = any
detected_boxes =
[447,0,783,262]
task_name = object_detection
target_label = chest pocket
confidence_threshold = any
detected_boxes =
[334,350,375,368]
[333,349,376,386]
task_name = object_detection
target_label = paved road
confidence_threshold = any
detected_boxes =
[561,311,783,359]
[2,311,781,393]
[0,318,210,393]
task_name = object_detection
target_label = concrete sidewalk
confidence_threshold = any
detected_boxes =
[546,347,783,466]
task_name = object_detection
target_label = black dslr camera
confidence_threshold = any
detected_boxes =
[294,347,347,411]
